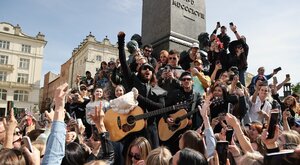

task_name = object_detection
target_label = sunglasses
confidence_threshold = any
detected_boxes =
[144,49,152,52]
[168,57,177,60]
[14,131,21,135]
[129,153,141,160]
[181,78,192,81]
[142,66,153,71]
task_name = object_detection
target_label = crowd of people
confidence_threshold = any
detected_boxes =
[0,22,300,165]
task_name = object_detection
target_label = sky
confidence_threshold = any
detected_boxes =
[1,0,299,94]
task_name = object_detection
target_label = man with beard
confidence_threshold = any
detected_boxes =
[118,32,166,150]
[162,71,203,154]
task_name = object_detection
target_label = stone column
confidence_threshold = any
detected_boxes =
[142,0,206,58]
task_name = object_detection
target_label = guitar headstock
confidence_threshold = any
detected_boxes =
[175,100,193,109]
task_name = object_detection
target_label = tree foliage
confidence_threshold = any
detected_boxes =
[291,82,300,94]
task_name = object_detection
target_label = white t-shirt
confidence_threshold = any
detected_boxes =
[85,100,109,125]
[248,96,272,124]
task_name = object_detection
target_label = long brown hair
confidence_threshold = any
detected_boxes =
[0,148,27,165]
[181,130,206,156]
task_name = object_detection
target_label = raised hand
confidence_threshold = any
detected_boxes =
[91,102,106,133]
[118,31,125,38]
[225,113,239,129]
[54,83,70,110]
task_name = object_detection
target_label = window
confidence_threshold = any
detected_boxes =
[19,58,30,69]
[0,71,7,81]
[13,90,29,102]
[110,58,115,62]
[0,89,7,100]
[96,55,102,61]
[0,55,8,64]
[22,44,31,53]
[17,73,29,84]
[0,40,10,49]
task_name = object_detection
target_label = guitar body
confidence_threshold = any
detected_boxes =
[158,109,189,141]
[104,106,145,142]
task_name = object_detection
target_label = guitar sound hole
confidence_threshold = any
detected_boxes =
[127,115,136,125]
[168,123,180,131]
[122,123,135,132]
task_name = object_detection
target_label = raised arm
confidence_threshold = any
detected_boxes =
[225,113,254,153]
[2,109,18,149]
[42,83,70,165]
[118,32,133,86]
[198,95,216,158]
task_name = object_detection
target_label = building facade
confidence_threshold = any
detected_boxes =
[69,33,121,87]
[41,33,125,112]
[0,22,46,116]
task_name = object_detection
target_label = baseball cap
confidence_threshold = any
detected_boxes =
[191,42,199,49]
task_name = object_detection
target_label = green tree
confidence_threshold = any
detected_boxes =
[291,82,300,94]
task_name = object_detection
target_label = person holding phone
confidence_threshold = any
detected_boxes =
[248,66,279,95]
[212,22,231,51]
[248,82,272,125]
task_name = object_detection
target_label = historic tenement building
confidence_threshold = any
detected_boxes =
[0,22,46,116]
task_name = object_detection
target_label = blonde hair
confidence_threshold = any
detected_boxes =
[145,147,172,165]
[126,137,152,165]
[239,151,264,165]
[281,130,300,149]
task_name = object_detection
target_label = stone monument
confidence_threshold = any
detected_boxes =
[142,0,206,58]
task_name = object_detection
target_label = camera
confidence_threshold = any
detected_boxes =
[72,94,79,102]
[164,65,171,72]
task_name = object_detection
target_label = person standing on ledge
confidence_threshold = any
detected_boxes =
[117,31,167,150]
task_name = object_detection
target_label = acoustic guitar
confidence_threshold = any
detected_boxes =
[158,98,224,141]
[104,102,190,142]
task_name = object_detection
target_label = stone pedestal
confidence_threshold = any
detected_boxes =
[142,0,206,58]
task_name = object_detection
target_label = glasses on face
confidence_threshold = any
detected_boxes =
[142,66,152,71]
[14,131,21,136]
[181,77,192,81]
[168,57,177,60]
[144,49,152,53]
[129,153,141,160]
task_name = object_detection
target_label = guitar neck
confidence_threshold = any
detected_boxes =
[135,104,185,120]
[177,108,198,122]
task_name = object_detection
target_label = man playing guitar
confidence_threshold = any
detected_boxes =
[162,71,203,154]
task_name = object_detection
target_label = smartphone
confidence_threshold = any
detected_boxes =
[217,22,220,26]
[226,129,234,144]
[6,101,14,117]
[216,141,229,165]
[65,112,72,123]
[236,82,242,88]
[267,112,279,139]
[273,67,281,73]
[273,76,278,85]
[23,136,33,152]
[264,149,294,165]
[229,22,234,26]
[227,103,233,114]
[77,118,83,125]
